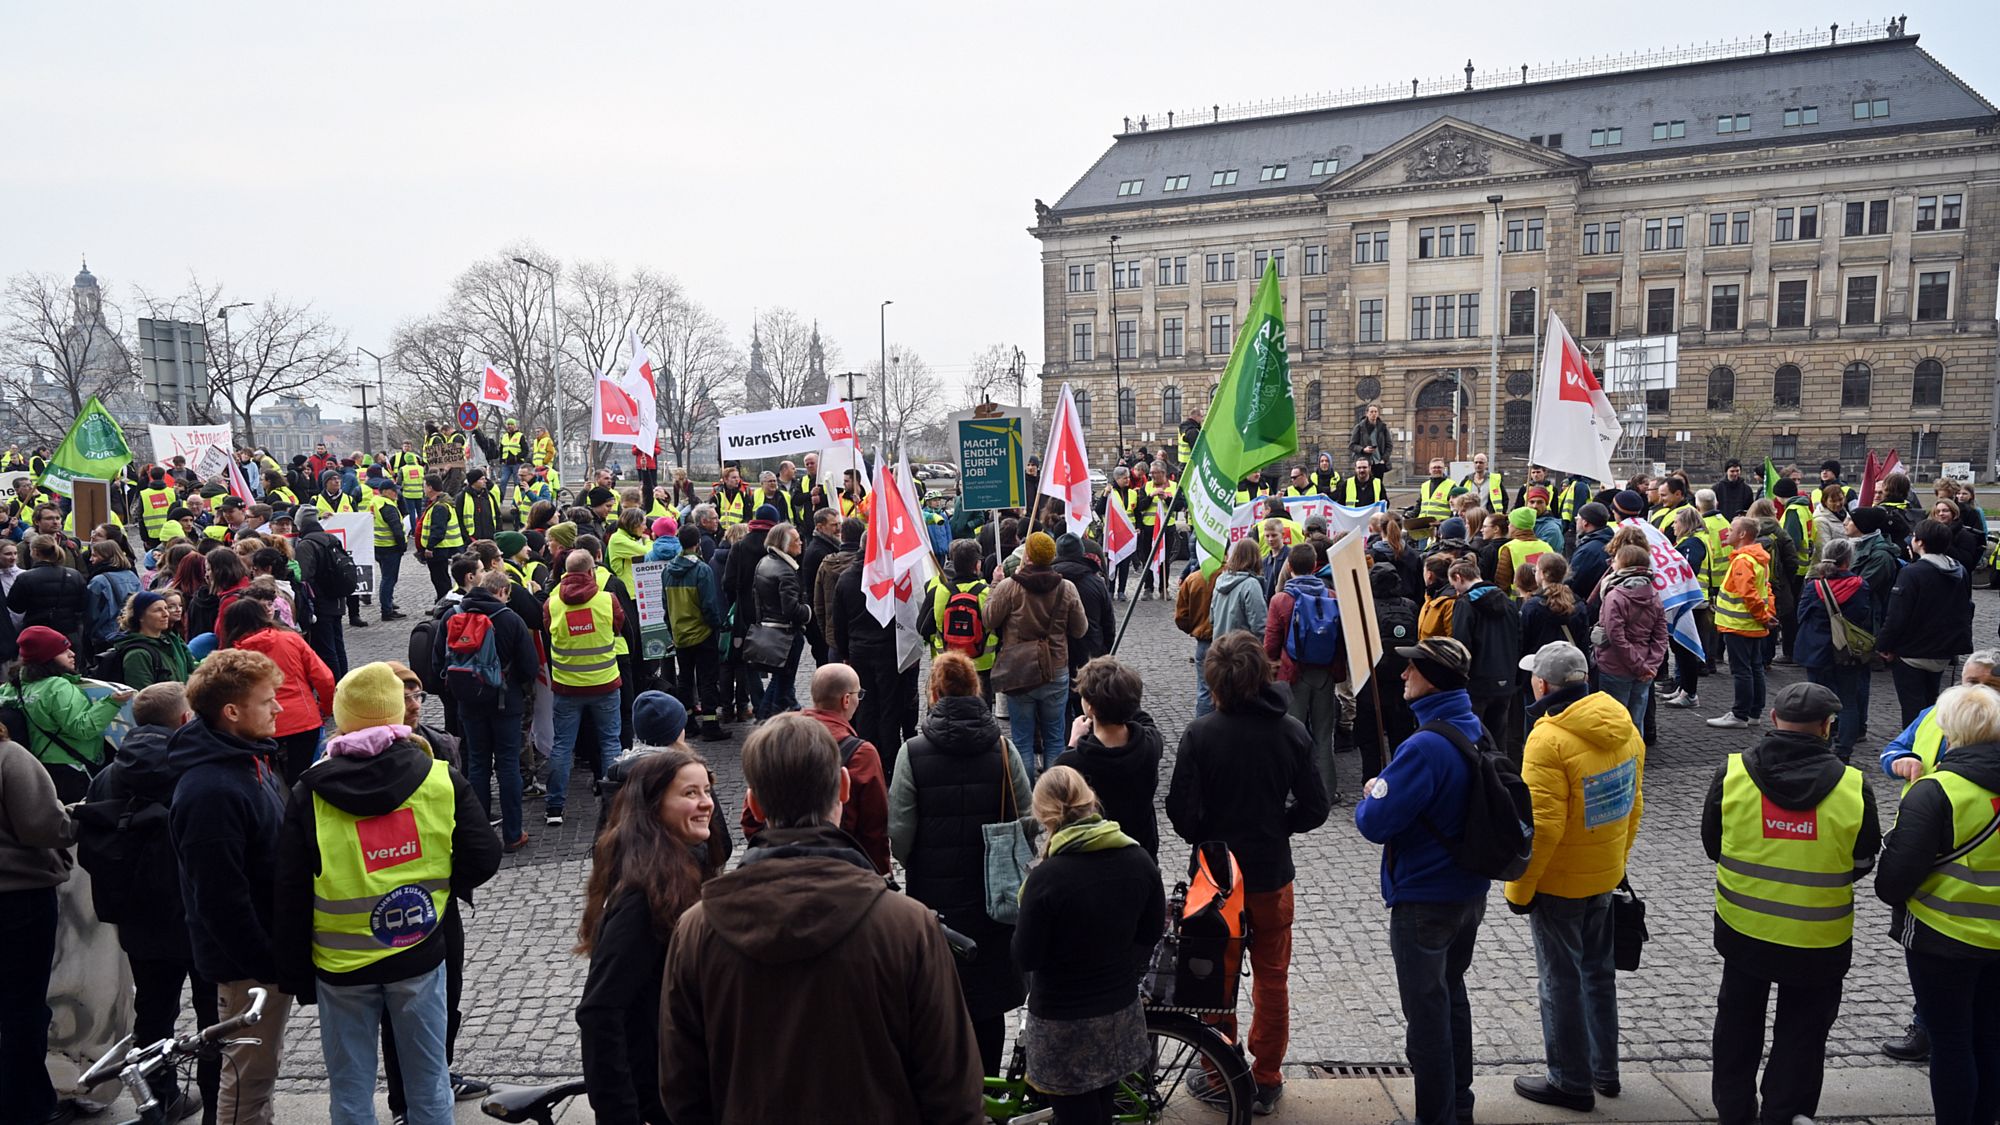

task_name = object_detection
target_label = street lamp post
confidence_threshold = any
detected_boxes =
[879,300,892,454]
[1110,233,1124,461]
[512,258,565,488]
[1486,194,1504,465]
[215,302,253,428]
[357,346,388,455]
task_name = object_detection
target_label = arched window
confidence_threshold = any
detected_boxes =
[1117,386,1135,425]
[1415,376,1468,410]
[1073,389,1093,428]
[1841,361,1872,408]
[1502,400,1533,455]
[1305,380,1324,422]
[1772,364,1802,409]
[1707,365,1736,411]
[1913,358,1944,408]
[1161,385,1182,426]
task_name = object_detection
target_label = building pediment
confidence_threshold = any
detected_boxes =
[1318,118,1588,197]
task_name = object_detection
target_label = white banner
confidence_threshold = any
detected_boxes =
[320,512,379,597]
[147,424,232,465]
[1223,495,1383,550]
[1616,517,1706,660]
[717,401,857,463]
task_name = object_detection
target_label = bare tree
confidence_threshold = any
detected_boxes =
[874,344,943,456]
[959,343,1033,409]
[214,298,351,445]
[645,285,742,476]
[384,315,477,443]
[752,308,839,410]
[0,270,135,445]
[443,245,569,445]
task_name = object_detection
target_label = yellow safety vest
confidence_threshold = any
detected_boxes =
[1714,552,1769,634]
[423,499,464,549]
[1145,482,1178,529]
[592,566,632,656]
[267,485,299,508]
[1781,505,1815,576]
[397,461,426,500]
[1284,484,1317,499]
[646,497,673,524]
[459,489,500,539]
[1900,708,1947,796]
[314,492,354,515]
[1418,478,1453,522]
[500,431,524,461]
[368,495,402,549]
[1555,479,1590,523]
[1715,754,1864,949]
[550,587,620,687]
[1699,514,1732,596]
[532,435,556,467]
[1652,503,1695,533]
[714,489,748,528]
[1907,770,2000,950]
[309,759,456,973]
[796,473,816,501]
[138,486,177,539]
[927,577,996,671]
[1461,472,1504,510]
[1233,484,1263,507]
[1499,537,1548,594]
[1340,477,1385,507]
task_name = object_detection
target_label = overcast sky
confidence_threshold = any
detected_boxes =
[5,2,1995,420]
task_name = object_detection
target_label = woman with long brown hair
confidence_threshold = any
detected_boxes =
[575,750,728,1125]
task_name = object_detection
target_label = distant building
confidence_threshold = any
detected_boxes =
[252,394,328,461]
[1033,21,2000,481]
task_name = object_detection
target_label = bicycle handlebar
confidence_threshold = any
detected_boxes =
[203,987,268,1041]
[77,1034,134,1088]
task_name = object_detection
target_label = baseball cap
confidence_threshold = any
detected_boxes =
[1519,641,1589,686]
[1771,681,1842,724]
[1394,636,1471,692]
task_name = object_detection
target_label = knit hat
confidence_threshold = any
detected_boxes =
[1025,531,1056,566]
[1393,636,1471,692]
[1613,490,1646,518]
[1577,502,1611,528]
[494,531,527,558]
[128,590,166,623]
[1773,477,1799,499]
[1525,486,1549,501]
[633,691,688,746]
[1055,532,1084,560]
[1508,506,1537,531]
[651,516,678,539]
[1848,507,1891,536]
[334,661,407,734]
[17,625,69,664]
[755,504,782,523]
[548,522,578,549]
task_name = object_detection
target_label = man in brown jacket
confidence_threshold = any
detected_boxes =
[661,714,981,1124]
[984,531,1089,775]
[1175,564,1217,717]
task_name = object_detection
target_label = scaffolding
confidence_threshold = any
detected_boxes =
[1598,336,1680,476]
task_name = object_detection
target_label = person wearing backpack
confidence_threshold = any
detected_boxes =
[1504,642,1645,1114]
[1355,636,1502,1125]
[1449,555,1524,764]
[0,626,131,800]
[1356,562,1421,786]
[1263,543,1348,802]
[1795,540,1875,763]
[78,682,219,1124]
[920,539,999,700]
[293,507,356,679]
[1166,631,1330,1116]
[221,598,335,785]
[432,567,541,851]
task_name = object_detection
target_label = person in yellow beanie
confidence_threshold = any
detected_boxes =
[985,530,1088,774]
[274,659,501,1124]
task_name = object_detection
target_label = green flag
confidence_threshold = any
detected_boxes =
[1184,261,1297,575]
[41,396,132,497]
[1762,457,1779,498]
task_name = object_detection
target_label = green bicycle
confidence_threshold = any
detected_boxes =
[980,1005,1254,1124]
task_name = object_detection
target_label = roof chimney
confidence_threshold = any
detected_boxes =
[1123,116,1131,133]
[1830,22,1839,44]
[1213,104,1220,122]
[1764,31,1772,52]
[1464,60,1475,90]
[1411,78,1419,98]
[1521,64,1529,83]
[1167,111,1174,128]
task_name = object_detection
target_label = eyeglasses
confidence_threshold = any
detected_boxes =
[847,688,867,700]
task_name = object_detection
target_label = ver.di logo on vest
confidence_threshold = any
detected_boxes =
[356,807,425,872]
[1761,795,1818,840]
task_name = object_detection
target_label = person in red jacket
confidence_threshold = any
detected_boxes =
[738,662,890,873]
[220,598,336,784]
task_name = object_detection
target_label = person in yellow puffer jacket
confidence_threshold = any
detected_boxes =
[1506,639,1646,1111]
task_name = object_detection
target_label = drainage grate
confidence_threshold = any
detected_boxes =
[1311,1063,1415,1078]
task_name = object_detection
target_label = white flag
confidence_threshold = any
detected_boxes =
[619,332,659,455]
[1528,310,1620,486]
[1102,489,1138,567]
[1038,383,1092,535]
[479,363,515,412]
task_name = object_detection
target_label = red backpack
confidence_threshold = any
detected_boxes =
[940,581,988,656]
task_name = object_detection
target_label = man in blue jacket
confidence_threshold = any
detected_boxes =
[1357,636,1492,1125]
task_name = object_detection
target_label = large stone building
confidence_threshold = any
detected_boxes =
[1033,22,2000,484]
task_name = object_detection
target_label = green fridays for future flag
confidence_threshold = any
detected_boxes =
[1185,261,1297,575]
[41,396,132,497]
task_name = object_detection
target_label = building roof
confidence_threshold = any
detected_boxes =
[1047,32,1997,218]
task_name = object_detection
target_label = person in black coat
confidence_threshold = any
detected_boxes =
[1052,534,1114,705]
[750,524,813,718]
[1052,657,1162,858]
[887,652,1035,1076]
[798,509,842,669]
[833,550,906,754]
[430,570,542,848]
[1876,519,1975,730]
[8,534,90,651]
[1566,506,1615,601]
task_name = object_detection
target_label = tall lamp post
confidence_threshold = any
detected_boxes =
[357,346,389,455]
[512,257,565,487]
[1109,233,1124,460]
[878,300,893,454]
[1486,194,1504,464]
[215,302,253,429]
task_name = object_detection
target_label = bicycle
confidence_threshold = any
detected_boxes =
[981,1006,1253,1125]
[78,987,269,1125]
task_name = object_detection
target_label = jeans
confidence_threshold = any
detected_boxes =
[375,546,403,616]
[462,702,525,840]
[129,957,220,1120]
[0,887,57,1125]
[676,636,722,722]
[757,631,804,717]
[382,910,463,1118]
[426,552,454,599]
[309,607,350,678]
[1890,659,1946,731]
[1209,884,1294,1088]
[551,691,623,814]
[495,461,519,501]
[318,963,452,1125]
[1007,672,1070,776]
[1529,893,1619,1095]
[1805,664,1865,761]
[1725,633,1767,722]
[1712,962,1842,1125]
[1287,666,1339,798]
[1389,896,1486,1125]
[214,980,294,1125]
[1908,948,2000,1125]
[1598,672,1651,727]
[1193,638,1212,718]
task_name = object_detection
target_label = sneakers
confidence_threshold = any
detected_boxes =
[1705,713,1750,729]
[1186,1071,1233,1108]
[522,780,546,798]
[546,810,564,827]
[451,1075,491,1101]
[1663,691,1699,709]
[1253,1081,1285,1115]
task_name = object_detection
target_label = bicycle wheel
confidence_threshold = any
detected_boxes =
[1114,1012,1253,1125]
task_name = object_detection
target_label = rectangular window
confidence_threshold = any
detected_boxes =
[1644,218,1662,250]
[1709,213,1729,245]
[1459,223,1477,255]
[1916,271,1952,321]
[1251,249,1285,278]
[1372,231,1388,261]
[1646,288,1676,334]
[1070,323,1092,361]
[1459,294,1479,337]
[1353,233,1371,263]
[1526,218,1544,251]
[1604,221,1621,253]
[1082,265,1095,291]
[1116,319,1136,360]
[1207,314,1231,353]
[1357,299,1384,343]
[1417,227,1435,259]
[1309,158,1340,176]
[1589,127,1622,147]
[1546,132,1563,148]
[1840,433,1868,462]
[1435,294,1455,339]
[1303,244,1324,275]
[1799,205,1818,239]
[1439,226,1456,257]
[1943,194,1963,230]
[1783,106,1822,127]
[1710,284,1740,330]
[1221,253,1235,281]
[1507,219,1524,252]
[1117,179,1143,197]
[1870,199,1888,235]
[1204,253,1220,282]
[1732,211,1750,244]
[1411,296,1431,340]
[1211,169,1238,187]
[1666,216,1685,248]
[1067,265,1082,293]
[1771,433,1798,462]
[1112,259,1139,289]
[1651,119,1686,140]
[1161,317,1183,358]
[1776,208,1794,241]
[1166,256,1188,285]
[1853,98,1890,119]
[1259,163,1287,181]
[1161,174,1190,192]
[1646,389,1670,416]
[1917,196,1938,231]
[1844,275,1878,324]
[1847,199,1890,236]
[1844,202,1864,236]
[1307,308,1326,349]
[1585,291,1613,337]
[1583,223,1599,255]
[1507,290,1537,336]
[1776,280,1808,328]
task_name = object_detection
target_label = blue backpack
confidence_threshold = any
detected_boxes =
[1285,587,1342,666]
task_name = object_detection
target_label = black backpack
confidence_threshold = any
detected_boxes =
[75,791,174,926]
[92,635,165,685]
[307,535,361,600]
[1414,719,1535,882]
[407,606,446,694]
[1375,597,1419,654]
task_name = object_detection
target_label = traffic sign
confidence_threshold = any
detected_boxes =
[457,401,480,431]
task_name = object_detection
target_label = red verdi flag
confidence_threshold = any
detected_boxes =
[1528,310,1620,485]
[1103,488,1137,567]
[1039,383,1092,535]
[479,363,515,412]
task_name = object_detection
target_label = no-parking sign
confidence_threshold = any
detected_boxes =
[457,401,480,431]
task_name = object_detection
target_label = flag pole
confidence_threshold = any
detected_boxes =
[1111,492,1177,653]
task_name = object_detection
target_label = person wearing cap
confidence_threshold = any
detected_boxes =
[1504,641,1645,1112]
[1808,460,1843,510]
[1356,635,1494,1125]
[365,476,408,621]
[273,662,500,1125]
[0,625,132,797]
[457,468,502,543]
[1707,516,1778,730]
[986,531,1089,775]
[1705,680,1878,1125]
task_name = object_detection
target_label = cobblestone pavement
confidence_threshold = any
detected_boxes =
[274,550,1990,1086]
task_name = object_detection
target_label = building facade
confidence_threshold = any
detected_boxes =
[1033,24,2000,483]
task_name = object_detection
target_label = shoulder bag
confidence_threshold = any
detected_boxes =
[982,741,1036,925]
[1814,578,1877,667]
[1611,876,1649,971]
